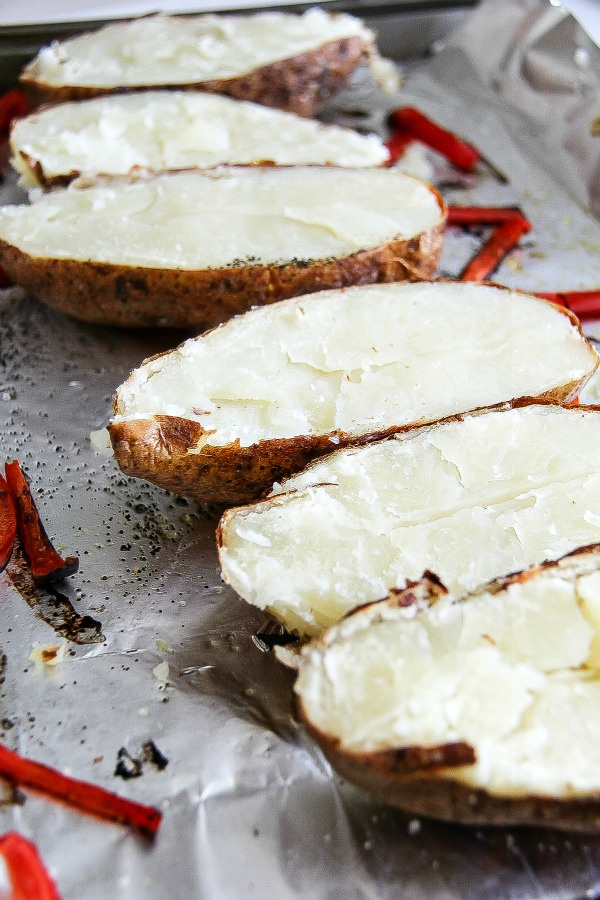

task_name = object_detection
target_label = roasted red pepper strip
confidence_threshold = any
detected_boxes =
[447,206,530,227]
[389,106,480,171]
[0,744,162,839]
[384,129,414,166]
[535,290,600,321]
[0,473,16,574]
[0,832,61,900]
[0,89,29,137]
[4,461,78,584]
[460,218,532,282]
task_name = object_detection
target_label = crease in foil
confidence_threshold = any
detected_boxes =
[422,0,600,215]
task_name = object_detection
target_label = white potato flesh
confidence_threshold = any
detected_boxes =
[0,167,441,270]
[390,142,434,182]
[296,548,600,797]
[10,91,388,186]
[112,283,595,449]
[21,11,373,89]
[219,405,600,634]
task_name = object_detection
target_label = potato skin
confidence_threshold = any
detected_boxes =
[0,221,445,330]
[109,416,344,508]
[296,554,600,833]
[113,397,593,512]
[299,723,600,832]
[11,151,77,190]
[20,37,366,117]
[110,410,433,509]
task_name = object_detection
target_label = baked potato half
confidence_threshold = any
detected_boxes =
[110,282,596,507]
[218,403,600,635]
[19,10,377,116]
[295,545,600,831]
[10,91,388,189]
[0,167,445,329]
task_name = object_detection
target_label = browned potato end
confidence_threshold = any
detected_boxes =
[295,547,600,831]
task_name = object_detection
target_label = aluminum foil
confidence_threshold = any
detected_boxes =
[1,1,600,897]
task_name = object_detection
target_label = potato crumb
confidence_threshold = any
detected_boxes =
[153,661,169,685]
[89,427,112,451]
[408,819,422,835]
[29,641,69,668]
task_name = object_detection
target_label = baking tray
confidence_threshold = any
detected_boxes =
[0,0,600,897]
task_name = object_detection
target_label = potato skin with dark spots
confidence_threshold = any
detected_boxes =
[20,37,367,117]
[0,221,445,330]
[111,397,589,511]
[295,562,600,832]
[109,416,347,509]
[298,720,600,831]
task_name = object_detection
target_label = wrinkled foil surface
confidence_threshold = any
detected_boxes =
[1,0,600,897]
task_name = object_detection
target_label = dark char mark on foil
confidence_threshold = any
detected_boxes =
[6,550,104,644]
[115,741,169,780]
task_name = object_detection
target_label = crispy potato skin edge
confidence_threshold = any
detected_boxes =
[111,396,594,510]
[299,716,600,832]
[295,550,600,833]
[108,417,347,508]
[0,216,445,329]
[20,38,367,117]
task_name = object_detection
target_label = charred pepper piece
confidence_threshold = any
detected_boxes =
[384,129,414,165]
[388,106,480,171]
[388,107,507,180]
[0,832,61,900]
[0,89,28,137]
[460,218,532,281]
[447,206,530,226]
[0,473,16,573]
[0,743,162,839]
[4,461,78,583]
[535,290,600,321]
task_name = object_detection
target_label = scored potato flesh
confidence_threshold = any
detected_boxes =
[296,548,600,798]
[10,91,388,186]
[219,405,600,634]
[113,283,595,448]
[0,168,442,270]
[21,10,374,88]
